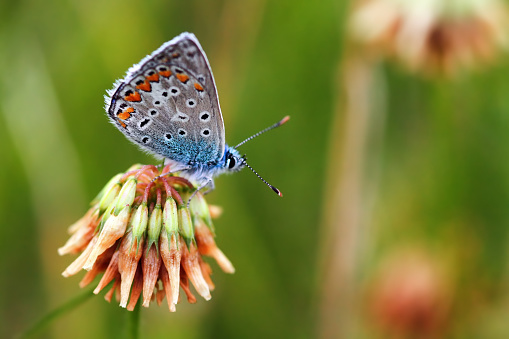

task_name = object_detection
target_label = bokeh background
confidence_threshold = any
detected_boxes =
[1,0,509,338]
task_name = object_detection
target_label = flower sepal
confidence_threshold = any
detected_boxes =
[178,206,195,250]
[131,203,149,250]
[92,173,122,206]
[190,192,215,233]
[163,197,179,242]
[146,199,163,255]
[113,176,137,216]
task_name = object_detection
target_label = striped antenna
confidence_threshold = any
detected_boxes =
[235,116,290,149]
[242,159,283,197]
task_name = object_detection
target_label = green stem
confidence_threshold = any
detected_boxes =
[18,288,95,338]
[127,304,141,339]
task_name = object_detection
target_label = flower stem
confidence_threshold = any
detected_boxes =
[127,303,141,339]
[318,51,385,338]
[18,288,95,338]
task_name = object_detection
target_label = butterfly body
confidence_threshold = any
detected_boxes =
[163,144,245,185]
[106,32,245,185]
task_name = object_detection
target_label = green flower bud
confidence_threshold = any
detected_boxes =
[98,195,119,231]
[146,202,163,254]
[131,203,149,246]
[178,206,194,250]
[114,177,137,216]
[189,192,214,233]
[98,182,121,216]
[93,173,123,205]
[163,197,178,237]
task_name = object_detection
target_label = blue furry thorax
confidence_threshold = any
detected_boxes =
[168,143,243,180]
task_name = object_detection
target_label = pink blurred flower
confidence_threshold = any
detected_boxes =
[367,250,452,338]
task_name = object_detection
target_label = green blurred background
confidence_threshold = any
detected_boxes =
[1,0,509,338]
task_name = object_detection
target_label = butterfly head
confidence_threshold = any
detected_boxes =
[224,147,246,173]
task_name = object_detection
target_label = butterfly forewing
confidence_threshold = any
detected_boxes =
[107,33,225,166]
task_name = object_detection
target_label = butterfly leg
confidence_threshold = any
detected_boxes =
[202,179,215,195]
[186,177,213,208]
[151,164,192,183]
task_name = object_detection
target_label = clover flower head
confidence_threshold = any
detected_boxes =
[59,164,234,311]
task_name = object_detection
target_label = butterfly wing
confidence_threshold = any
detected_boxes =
[106,33,225,167]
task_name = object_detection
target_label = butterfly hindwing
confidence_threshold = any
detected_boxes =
[106,33,225,166]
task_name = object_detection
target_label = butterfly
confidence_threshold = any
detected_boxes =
[105,32,288,196]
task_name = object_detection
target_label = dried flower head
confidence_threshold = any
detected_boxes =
[349,0,509,75]
[59,164,234,311]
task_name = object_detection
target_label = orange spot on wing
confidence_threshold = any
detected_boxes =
[145,73,159,82]
[136,80,151,92]
[118,112,130,120]
[125,91,141,102]
[159,70,172,77]
[119,119,127,128]
[172,52,180,58]
[176,74,189,83]
[118,107,134,120]
[194,82,204,91]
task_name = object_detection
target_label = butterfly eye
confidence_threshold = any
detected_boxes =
[228,157,236,169]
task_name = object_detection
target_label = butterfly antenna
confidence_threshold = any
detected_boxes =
[242,159,283,197]
[234,116,290,149]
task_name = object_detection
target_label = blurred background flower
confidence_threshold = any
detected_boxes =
[365,248,453,338]
[349,0,509,75]
[2,0,509,338]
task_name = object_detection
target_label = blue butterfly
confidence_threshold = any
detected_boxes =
[106,32,288,196]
